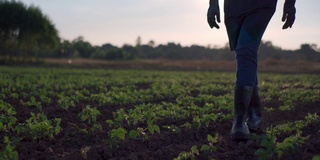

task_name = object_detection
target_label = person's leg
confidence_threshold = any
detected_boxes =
[230,8,275,140]
[225,8,274,86]
[235,8,275,86]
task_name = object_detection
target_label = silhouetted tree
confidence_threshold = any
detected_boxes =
[136,36,142,47]
[148,40,155,48]
[56,40,77,58]
[122,44,138,56]
[0,0,59,63]
[72,36,95,58]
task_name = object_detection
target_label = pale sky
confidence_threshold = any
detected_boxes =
[21,0,320,50]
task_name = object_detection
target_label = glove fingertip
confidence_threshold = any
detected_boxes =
[282,24,287,29]
[210,23,214,29]
[217,16,221,23]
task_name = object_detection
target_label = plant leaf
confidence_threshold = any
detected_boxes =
[207,134,214,142]
[129,130,139,139]
[148,125,154,134]
[153,125,160,133]
[200,144,210,151]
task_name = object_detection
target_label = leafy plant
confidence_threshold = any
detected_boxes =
[15,112,61,140]
[26,96,42,111]
[110,127,127,141]
[129,130,139,139]
[58,96,75,110]
[277,133,309,158]
[79,105,101,123]
[174,145,199,160]
[126,120,160,140]
[0,101,17,132]
[255,129,308,160]
[39,94,52,106]
[147,119,160,135]
[90,124,103,133]
[180,122,192,129]
[106,119,122,129]
[1,66,320,159]
[313,155,320,160]
[271,113,320,136]
[254,130,279,160]
[0,137,19,160]
[201,134,219,154]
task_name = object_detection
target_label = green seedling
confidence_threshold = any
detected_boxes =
[201,133,218,154]
[174,145,199,160]
[15,112,61,140]
[79,105,101,123]
[0,137,19,160]
[255,128,309,160]
[110,127,127,141]
[147,119,160,135]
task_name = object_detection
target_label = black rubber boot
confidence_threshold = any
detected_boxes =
[246,86,263,131]
[231,86,253,141]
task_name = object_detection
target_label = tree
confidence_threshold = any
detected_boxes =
[136,36,142,47]
[148,40,155,48]
[0,0,59,62]
[299,44,317,54]
[57,40,77,58]
[72,36,95,58]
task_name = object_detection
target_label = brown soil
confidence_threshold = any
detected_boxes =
[2,62,320,159]
[7,96,319,160]
[44,58,320,74]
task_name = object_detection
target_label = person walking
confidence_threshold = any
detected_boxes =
[207,0,296,140]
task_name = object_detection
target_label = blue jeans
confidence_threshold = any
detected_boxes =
[225,8,275,86]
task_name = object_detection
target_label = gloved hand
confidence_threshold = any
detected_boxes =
[207,0,221,29]
[282,0,296,29]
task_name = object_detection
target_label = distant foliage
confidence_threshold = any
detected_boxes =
[50,38,320,62]
[0,0,59,63]
[0,1,319,62]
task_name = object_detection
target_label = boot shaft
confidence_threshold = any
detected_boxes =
[250,86,261,108]
[234,86,254,117]
[231,86,253,140]
[247,86,262,117]
[247,86,263,131]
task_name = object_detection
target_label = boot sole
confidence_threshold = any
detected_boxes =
[231,132,250,141]
[248,126,262,132]
[247,122,262,132]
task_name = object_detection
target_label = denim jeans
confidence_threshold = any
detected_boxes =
[225,8,275,86]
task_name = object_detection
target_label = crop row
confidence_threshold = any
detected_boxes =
[0,67,319,159]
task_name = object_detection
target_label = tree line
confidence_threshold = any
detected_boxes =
[48,36,320,62]
[1,0,320,64]
[0,0,59,63]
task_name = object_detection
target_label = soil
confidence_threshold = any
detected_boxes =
[43,58,320,74]
[3,96,318,160]
[1,62,320,160]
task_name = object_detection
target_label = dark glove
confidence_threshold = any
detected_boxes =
[207,0,221,29]
[282,0,296,29]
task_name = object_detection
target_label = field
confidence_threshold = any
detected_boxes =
[0,66,320,160]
